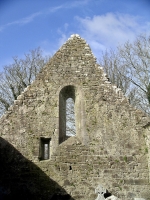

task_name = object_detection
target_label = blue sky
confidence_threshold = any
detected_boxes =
[0,0,150,71]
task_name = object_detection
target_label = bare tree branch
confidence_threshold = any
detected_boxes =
[0,47,50,116]
[99,34,150,115]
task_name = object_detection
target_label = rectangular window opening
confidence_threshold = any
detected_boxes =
[40,138,51,160]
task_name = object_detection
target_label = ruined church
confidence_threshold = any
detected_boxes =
[0,34,150,200]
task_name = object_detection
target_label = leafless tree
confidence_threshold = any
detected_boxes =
[99,50,131,95]
[118,34,150,113]
[99,34,150,115]
[0,47,50,116]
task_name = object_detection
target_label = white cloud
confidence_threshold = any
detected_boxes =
[0,12,41,31]
[0,0,90,32]
[47,5,63,13]
[59,34,68,46]
[65,0,90,8]
[57,23,70,48]
[64,23,69,31]
[39,40,56,56]
[46,0,90,14]
[76,13,150,56]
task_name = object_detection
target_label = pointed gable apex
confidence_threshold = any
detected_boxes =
[59,34,96,61]
[45,34,98,73]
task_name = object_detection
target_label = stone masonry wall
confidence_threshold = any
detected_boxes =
[0,34,150,200]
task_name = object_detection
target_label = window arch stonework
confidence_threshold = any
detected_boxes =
[59,85,89,145]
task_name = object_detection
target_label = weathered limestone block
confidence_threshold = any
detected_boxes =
[134,199,145,200]
[95,185,119,200]
[106,196,118,200]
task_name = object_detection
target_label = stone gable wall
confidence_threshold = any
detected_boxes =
[0,34,150,200]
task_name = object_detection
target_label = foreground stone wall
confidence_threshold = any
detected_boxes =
[0,34,150,200]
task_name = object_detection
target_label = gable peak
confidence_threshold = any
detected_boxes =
[66,34,87,43]
[70,34,81,39]
[59,34,93,55]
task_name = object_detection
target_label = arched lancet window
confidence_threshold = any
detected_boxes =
[59,85,76,144]
[59,85,89,145]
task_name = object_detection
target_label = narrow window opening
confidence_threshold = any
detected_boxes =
[59,85,89,145]
[69,166,72,170]
[59,85,76,144]
[66,98,76,137]
[40,138,50,160]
